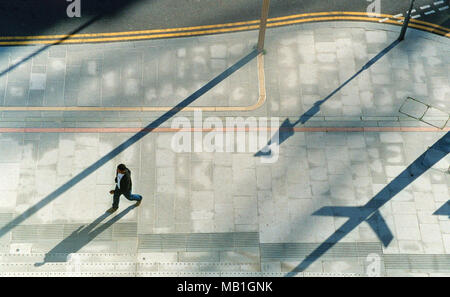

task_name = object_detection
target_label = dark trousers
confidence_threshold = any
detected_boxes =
[112,186,142,209]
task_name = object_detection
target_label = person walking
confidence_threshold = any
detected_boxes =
[107,164,143,213]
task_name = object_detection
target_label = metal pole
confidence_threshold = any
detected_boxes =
[398,0,416,41]
[257,0,270,53]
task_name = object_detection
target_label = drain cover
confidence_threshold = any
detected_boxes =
[399,97,449,129]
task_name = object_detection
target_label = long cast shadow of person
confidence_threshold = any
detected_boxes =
[34,204,136,267]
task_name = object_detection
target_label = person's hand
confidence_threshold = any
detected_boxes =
[109,190,115,194]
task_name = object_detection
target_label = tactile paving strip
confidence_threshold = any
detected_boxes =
[10,222,137,242]
[384,254,450,271]
[112,223,138,238]
[12,225,65,242]
[0,213,13,226]
[138,232,259,251]
[260,242,383,261]
[0,252,449,275]
[0,271,363,277]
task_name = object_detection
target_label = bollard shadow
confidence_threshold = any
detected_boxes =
[34,205,136,266]
[434,201,450,219]
[285,132,450,276]
[0,49,259,239]
[255,39,401,157]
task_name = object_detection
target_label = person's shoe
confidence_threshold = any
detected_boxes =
[135,200,142,207]
[106,207,118,213]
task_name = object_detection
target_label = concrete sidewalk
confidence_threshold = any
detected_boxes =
[0,22,449,276]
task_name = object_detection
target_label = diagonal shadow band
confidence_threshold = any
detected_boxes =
[34,205,136,266]
[0,15,103,79]
[0,49,258,239]
[285,131,450,276]
[434,200,450,219]
[255,39,401,157]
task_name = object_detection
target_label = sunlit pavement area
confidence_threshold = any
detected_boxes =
[0,22,449,276]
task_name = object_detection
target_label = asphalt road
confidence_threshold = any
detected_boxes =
[0,0,448,36]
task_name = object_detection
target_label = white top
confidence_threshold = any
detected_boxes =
[117,173,124,189]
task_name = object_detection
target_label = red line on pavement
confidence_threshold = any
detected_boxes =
[0,127,448,133]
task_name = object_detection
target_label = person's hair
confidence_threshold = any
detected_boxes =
[117,164,127,171]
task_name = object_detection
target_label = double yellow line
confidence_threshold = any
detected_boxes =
[0,11,448,45]
[269,11,450,37]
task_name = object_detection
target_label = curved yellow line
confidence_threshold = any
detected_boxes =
[409,18,450,32]
[269,16,450,36]
[0,14,448,46]
[0,11,447,42]
[270,11,450,32]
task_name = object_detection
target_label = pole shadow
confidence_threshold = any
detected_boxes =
[285,131,450,276]
[0,15,102,79]
[0,49,259,239]
[255,39,400,157]
[0,0,148,79]
[34,204,136,266]
[434,201,450,219]
[0,0,144,37]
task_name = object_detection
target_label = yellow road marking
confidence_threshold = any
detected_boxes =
[0,25,259,45]
[0,20,261,40]
[268,16,450,36]
[0,11,447,43]
[0,14,447,46]
[270,11,450,32]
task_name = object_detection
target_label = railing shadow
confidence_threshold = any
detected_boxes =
[0,49,259,239]
[434,200,450,219]
[255,39,401,157]
[34,205,136,266]
[285,131,450,276]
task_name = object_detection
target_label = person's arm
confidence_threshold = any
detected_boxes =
[111,169,119,194]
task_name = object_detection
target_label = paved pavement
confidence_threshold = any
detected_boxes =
[0,36,258,109]
[0,22,449,276]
